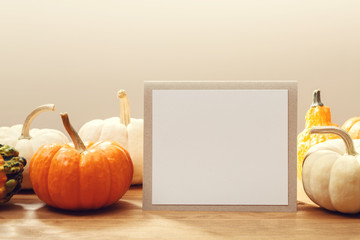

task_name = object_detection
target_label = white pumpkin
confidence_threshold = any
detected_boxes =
[79,90,143,185]
[0,104,69,189]
[302,126,360,214]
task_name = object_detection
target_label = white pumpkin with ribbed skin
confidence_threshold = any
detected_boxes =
[302,126,360,214]
[79,90,143,185]
[0,104,69,189]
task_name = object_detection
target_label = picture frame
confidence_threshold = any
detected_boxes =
[143,81,297,212]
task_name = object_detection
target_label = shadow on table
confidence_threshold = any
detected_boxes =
[0,203,27,224]
[297,200,360,218]
[0,189,36,214]
[34,199,137,217]
[0,202,25,212]
[18,189,35,194]
[28,200,140,234]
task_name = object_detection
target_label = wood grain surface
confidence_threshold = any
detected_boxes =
[1,180,359,240]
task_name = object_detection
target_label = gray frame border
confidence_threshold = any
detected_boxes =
[143,81,297,212]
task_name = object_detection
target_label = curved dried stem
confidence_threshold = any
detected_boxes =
[310,126,357,156]
[19,104,55,140]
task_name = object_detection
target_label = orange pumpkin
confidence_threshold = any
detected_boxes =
[342,117,360,139]
[29,113,133,210]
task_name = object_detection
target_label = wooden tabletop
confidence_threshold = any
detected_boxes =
[1,180,360,240]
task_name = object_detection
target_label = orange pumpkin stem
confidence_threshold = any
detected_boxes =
[311,89,324,107]
[60,113,87,153]
[310,126,357,156]
[19,104,55,140]
[118,89,131,127]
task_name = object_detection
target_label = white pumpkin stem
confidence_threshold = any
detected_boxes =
[19,104,55,140]
[310,126,358,156]
[118,89,131,127]
[60,113,87,154]
[311,89,324,107]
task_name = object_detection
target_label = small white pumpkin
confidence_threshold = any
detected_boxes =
[79,90,143,185]
[0,104,69,189]
[302,126,360,214]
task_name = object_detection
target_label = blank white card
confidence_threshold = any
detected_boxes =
[152,89,288,205]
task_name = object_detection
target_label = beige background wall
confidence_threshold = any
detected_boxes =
[1,0,360,134]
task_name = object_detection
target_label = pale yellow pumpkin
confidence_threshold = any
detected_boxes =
[0,105,68,189]
[302,126,360,214]
[79,90,143,185]
[342,117,360,139]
